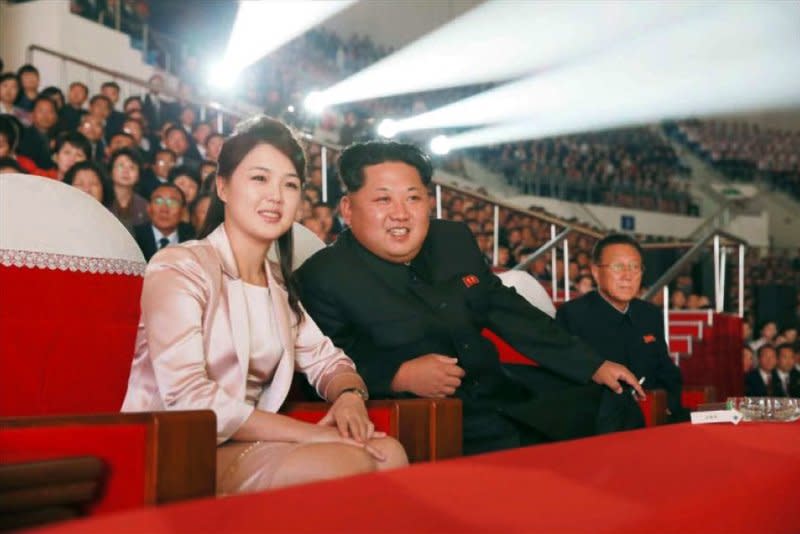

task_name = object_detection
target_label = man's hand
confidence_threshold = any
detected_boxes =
[391,354,465,398]
[592,360,646,399]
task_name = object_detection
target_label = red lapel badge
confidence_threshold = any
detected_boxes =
[462,275,479,288]
[643,334,656,344]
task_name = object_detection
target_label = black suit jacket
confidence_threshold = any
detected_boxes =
[133,222,195,261]
[556,291,685,416]
[789,368,800,398]
[297,220,604,401]
[744,368,783,397]
[18,126,54,170]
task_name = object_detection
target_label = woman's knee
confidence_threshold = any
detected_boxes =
[370,437,409,470]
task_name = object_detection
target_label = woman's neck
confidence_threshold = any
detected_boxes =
[224,220,271,286]
[114,185,133,207]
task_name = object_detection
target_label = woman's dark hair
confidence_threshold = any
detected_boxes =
[337,140,433,192]
[0,115,21,152]
[168,165,201,187]
[0,156,23,173]
[199,115,307,322]
[40,86,65,109]
[108,147,143,188]
[63,160,114,205]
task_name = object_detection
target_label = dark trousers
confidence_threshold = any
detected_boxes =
[461,365,645,455]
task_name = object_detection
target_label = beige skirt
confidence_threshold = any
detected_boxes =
[216,440,306,495]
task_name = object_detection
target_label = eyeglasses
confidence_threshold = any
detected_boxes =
[152,197,181,208]
[597,263,645,274]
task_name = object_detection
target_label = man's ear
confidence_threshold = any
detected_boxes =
[590,263,600,285]
[339,195,352,226]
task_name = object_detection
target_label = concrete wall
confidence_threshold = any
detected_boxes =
[0,0,156,105]
[322,0,484,48]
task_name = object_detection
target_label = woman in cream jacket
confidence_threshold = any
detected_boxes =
[122,116,407,494]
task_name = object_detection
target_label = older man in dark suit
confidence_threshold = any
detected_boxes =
[133,183,194,261]
[556,234,689,422]
[296,141,645,455]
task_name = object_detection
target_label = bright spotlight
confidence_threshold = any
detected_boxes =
[304,91,327,115]
[430,135,451,155]
[208,62,238,90]
[377,119,398,138]
[287,105,295,113]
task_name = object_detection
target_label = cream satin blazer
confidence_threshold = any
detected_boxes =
[122,224,359,444]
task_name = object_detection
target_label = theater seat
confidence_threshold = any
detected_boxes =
[0,174,217,528]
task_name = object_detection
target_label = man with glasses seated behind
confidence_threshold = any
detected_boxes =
[556,234,689,423]
[134,183,195,261]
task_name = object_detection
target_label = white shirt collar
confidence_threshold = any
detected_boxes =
[759,368,771,384]
[152,225,178,246]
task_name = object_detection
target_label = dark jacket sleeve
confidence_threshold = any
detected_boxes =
[453,224,604,384]
[296,259,404,398]
[645,307,685,414]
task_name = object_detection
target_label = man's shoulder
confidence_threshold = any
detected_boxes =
[557,291,597,316]
[630,298,664,320]
[296,232,355,280]
[428,219,473,241]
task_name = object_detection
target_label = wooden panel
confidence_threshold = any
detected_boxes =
[429,399,462,460]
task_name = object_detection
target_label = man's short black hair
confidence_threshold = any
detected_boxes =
[0,72,18,85]
[165,124,189,141]
[757,344,775,359]
[101,81,120,91]
[69,81,89,93]
[775,342,794,354]
[150,182,186,206]
[338,140,433,193]
[54,130,91,157]
[591,233,644,264]
[16,64,39,77]
[155,148,178,161]
[32,94,56,112]
[89,94,112,107]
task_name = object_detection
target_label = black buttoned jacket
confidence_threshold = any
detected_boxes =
[296,220,604,408]
[556,291,685,414]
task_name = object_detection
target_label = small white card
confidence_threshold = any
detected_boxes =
[691,410,743,425]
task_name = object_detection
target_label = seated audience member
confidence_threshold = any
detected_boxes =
[0,156,23,174]
[0,115,24,163]
[750,320,777,352]
[107,147,148,232]
[297,140,644,456]
[59,81,89,131]
[122,116,407,495]
[0,72,26,121]
[122,117,152,162]
[14,64,39,112]
[106,131,138,161]
[17,95,58,170]
[168,165,201,222]
[101,81,125,137]
[138,147,176,199]
[63,159,113,204]
[192,122,212,158]
[39,86,65,114]
[88,94,113,126]
[793,343,800,398]
[205,132,224,162]
[775,343,797,398]
[133,183,195,261]
[742,345,755,374]
[164,124,196,167]
[744,345,780,396]
[28,130,91,180]
[77,113,107,162]
[302,216,327,242]
[557,234,689,422]
[670,289,687,310]
[312,202,340,243]
[199,159,217,182]
[123,95,143,115]
[189,192,211,234]
[575,273,595,296]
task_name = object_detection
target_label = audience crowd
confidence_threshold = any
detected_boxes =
[669,119,800,201]
[473,127,694,214]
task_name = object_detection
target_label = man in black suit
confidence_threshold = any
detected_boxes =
[133,183,194,261]
[296,141,645,455]
[17,96,58,170]
[775,343,797,397]
[142,74,169,131]
[101,81,126,138]
[744,345,780,396]
[556,234,689,422]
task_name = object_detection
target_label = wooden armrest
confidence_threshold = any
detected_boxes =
[0,411,217,507]
[283,399,462,463]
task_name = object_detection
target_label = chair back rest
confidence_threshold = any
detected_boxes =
[0,175,146,416]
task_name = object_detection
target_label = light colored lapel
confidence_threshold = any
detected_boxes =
[207,225,251,382]
[258,259,295,412]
